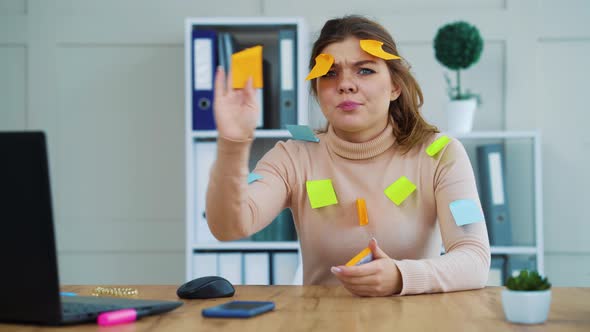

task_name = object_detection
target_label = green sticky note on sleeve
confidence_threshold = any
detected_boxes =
[426,135,451,157]
[449,199,484,226]
[306,179,338,208]
[384,176,416,206]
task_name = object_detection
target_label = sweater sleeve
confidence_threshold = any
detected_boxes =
[395,138,491,295]
[206,137,293,241]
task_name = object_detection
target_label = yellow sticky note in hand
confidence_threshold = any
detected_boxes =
[359,39,401,60]
[384,176,416,206]
[306,179,338,209]
[426,135,451,157]
[231,45,263,89]
[345,247,373,267]
[305,53,334,80]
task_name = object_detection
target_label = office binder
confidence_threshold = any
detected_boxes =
[244,253,270,285]
[217,33,227,73]
[192,253,218,279]
[251,209,296,241]
[192,29,217,130]
[194,142,219,243]
[278,29,297,128]
[271,252,299,285]
[477,144,512,246]
[218,253,243,285]
[488,255,509,286]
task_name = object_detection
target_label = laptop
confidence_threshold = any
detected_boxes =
[0,132,183,325]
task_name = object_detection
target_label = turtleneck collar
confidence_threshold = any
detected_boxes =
[325,122,396,160]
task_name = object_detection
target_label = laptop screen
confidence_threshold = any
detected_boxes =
[0,132,63,323]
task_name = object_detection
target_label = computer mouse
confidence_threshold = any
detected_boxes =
[176,276,235,299]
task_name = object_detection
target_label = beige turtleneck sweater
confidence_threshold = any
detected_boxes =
[206,124,491,295]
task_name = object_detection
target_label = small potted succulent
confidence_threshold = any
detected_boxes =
[433,21,483,133]
[502,270,552,324]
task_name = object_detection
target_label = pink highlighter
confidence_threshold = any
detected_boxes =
[97,309,146,326]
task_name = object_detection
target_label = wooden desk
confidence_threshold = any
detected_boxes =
[1,286,588,331]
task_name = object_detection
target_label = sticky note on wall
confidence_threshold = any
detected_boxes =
[306,179,338,208]
[356,198,368,226]
[384,176,416,206]
[231,45,263,89]
[449,199,485,226]
[345,247,373,267]
[426,135,451,157]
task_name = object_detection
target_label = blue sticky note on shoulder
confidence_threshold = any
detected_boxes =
[449,199,484,226]
[247,172,263,184]
[286,124,320,143]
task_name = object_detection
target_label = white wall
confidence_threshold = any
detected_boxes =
[0,0,588,286]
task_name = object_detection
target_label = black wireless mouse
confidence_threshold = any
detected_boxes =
[177,276,235,299]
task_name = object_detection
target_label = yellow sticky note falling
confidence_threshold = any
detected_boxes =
[426,135,451,157]
[384,176,416,206]
[306,179,338,209]
[305,53,334,80]
[359,39,400,60]
[356,198,368,226]
[231,45,263,89]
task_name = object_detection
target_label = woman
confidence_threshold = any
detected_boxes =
[206,15,490,296]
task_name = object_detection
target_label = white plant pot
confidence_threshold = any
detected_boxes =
[446,98,477,134]
[501,289,551,324]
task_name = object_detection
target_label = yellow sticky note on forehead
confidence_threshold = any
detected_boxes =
[306,179,338,209]
[305,53,334,80]
[426,135,451,157]
[231,45,263,89]
[360,39,400,60]
[384,176,416,206]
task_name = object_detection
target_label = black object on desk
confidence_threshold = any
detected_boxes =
[177,276,235,299]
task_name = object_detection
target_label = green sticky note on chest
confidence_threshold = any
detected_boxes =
[306,179,338,208]
[384,176,416,206]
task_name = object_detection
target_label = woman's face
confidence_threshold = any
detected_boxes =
[316,36,400,143]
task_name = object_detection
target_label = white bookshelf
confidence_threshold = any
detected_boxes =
[184,17,309,283]
[456,130,544,275]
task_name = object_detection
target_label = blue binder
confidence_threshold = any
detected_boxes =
[278,29,297,128]
[476,144,512,246]
[192,29,217,130]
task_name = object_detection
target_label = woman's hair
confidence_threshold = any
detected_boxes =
[309,15,439,154]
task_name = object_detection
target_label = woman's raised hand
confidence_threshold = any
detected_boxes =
[213,67,260,141]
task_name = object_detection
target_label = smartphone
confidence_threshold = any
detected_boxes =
[202,300,275,318]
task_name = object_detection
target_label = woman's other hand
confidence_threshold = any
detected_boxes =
[331,238,403,297]
[213,67,260,141]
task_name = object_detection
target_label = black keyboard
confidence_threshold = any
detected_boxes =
[62,302,122,315]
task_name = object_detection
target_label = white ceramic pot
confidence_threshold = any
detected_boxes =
[501,289,551,324]
[446,98,477,133]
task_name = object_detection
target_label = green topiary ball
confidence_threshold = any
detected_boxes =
[434,21,483,70]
